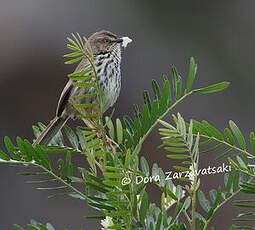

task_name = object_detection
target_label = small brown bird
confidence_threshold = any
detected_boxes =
[33,30,132,146]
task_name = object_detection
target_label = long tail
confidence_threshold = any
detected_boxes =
[33,116,69,146]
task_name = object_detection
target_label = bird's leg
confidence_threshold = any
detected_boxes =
[90,118,115,152]
[92,118,115,150]
[82,118,97,131]
[82,118,115,152]
[71,98,115,150]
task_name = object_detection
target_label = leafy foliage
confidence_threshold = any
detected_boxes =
[182,118,255,162]
[14,220,55,230]
[2,34,248,230]
[157,113,255,229]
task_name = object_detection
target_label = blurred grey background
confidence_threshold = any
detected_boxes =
[0,0,255,229]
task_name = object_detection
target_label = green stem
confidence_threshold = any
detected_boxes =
[199,135,255,159]
[37,164,87,199]
[203,185,246,229]
[191,175,197,230]
[0,160,87,200]
[85,45,109,170]
[183,210,191,224]
[134,91,193,155]
[179,122,198,230]
[189,146,198,230]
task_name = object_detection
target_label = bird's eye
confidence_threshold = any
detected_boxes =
[103,38,109,43]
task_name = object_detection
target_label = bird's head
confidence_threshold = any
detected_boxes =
[87,30,132,55]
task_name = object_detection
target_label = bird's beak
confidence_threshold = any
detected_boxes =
[114,38,123,43]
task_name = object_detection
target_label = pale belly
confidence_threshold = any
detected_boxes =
[102,73,121,113]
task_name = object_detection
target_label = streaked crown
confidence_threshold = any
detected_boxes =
[88,30,120,55]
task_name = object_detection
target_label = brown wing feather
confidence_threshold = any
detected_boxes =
[56,58,89,117]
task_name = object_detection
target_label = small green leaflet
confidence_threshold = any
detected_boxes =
[194,81,230,94]
[197,190,211,212]
[0,149,10,161]
[229,120,246,150]
[186,57,197,93]
[116,118,123,144]
[139,191,148,223]
[13,225,25,230]
[63,125,79,149]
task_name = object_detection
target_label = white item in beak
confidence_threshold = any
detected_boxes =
[121,37,132,48]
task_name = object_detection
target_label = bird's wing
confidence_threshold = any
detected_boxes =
[56,79,73,117]
[56,58,89,117]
